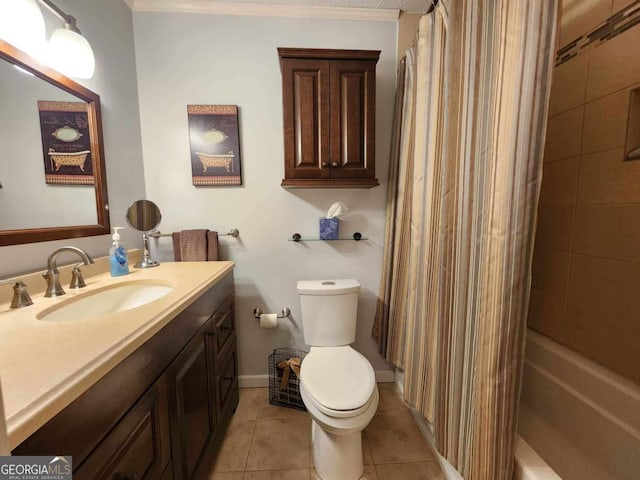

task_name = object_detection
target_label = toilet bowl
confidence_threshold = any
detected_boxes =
[297,279,378,480]
[300,345,379,480]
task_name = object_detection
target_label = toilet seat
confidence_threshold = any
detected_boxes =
[300,346,376,418]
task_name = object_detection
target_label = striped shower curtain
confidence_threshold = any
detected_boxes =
[372,50,415,368]
[373,1,557,479]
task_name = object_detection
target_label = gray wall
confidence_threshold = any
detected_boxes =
[0,0,146,276]
[132,12,397,376]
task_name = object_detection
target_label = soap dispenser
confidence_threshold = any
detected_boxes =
[109,227,129,277]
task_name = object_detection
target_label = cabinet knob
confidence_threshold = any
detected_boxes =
[331,162,339,168]
[321,162,329,168]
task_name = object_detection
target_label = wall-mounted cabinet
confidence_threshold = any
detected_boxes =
[278,48,380,188]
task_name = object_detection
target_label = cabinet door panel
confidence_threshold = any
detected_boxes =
[211,295,235,365]
[340,73,364,167]
[74,376,170,480]
[215,343,239,429]
[329,60,376,179]
[168,328,217,480]
[281,58,330,179]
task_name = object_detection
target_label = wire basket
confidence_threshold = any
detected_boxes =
[268,347,308,411]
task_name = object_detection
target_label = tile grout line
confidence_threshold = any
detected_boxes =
[225,387,445,479]
[241,397,260,477]
[549,80,640,118]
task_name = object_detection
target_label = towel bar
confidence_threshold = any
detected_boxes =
[149,228,239,238]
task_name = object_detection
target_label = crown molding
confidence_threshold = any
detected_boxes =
[130,0,399,21]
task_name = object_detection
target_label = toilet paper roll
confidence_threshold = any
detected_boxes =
[259,313,278,328]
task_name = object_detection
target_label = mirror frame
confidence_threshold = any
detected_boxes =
[0,39,110,246]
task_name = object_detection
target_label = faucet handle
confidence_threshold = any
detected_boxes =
[0,280,34,309]
[70,264,87,289]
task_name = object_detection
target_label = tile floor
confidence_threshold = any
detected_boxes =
[208,384,445,480]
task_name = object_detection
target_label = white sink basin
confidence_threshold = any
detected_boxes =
[38,281,174,322]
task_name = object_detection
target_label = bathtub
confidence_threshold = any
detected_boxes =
[402,329,640,480]
[47,149,90,171]
[408,406,561,480]
[195,152,234,173]
[518,330,640,480]
[514,436,561,480]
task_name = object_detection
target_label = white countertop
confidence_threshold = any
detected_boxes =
[0,259,234,449]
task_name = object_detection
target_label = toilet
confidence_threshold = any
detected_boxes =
[297,279,379,480]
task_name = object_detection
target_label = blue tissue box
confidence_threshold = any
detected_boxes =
[319,217,339,240]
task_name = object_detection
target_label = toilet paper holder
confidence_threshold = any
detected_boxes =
[253,307,291,319]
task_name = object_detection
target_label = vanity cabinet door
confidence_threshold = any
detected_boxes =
[208,296,239,429]
[73,376,171,480]
[214,342,239,429]
[210,295,235,366]
[167,322,218,480]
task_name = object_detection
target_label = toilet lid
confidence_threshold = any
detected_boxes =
[300,346,375,411]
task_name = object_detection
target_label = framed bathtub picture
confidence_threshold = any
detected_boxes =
[38,100,94,185]
[187,104,242,186]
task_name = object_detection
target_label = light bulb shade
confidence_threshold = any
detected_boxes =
[48,27,95,79]
[0,0,46,59]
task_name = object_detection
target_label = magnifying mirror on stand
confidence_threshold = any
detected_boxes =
[126,200,162,268]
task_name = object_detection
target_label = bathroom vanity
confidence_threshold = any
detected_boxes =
[0,260,237,480]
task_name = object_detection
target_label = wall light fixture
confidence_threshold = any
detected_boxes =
[0,0,46,60]
[39,0,95,79]
[0,0,95,79]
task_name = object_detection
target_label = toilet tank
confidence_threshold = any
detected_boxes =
[297,279,360,346]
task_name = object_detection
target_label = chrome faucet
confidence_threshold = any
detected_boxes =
[43,246,94,297]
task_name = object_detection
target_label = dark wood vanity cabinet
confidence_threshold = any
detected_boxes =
[167,321,217,480]
[13,273,238,480]
[168,294,238,480]
[278,48,380,188]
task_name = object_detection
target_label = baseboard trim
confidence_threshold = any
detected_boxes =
[238,375,268,388]
[239,370,396,389]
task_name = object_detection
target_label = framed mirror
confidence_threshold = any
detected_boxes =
[0,39,109,246]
